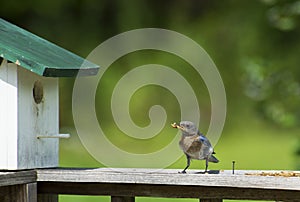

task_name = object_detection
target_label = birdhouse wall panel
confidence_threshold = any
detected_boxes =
[0,60,18,168]
[0,59,59,169]
[17,66,59,169]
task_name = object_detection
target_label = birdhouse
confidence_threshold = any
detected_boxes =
[0,18,99,170]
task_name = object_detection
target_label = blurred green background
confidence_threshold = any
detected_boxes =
[2,0,300,201]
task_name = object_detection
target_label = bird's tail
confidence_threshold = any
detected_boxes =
[208,155,219,163]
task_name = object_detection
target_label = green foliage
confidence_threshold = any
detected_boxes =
[239,0,300,128]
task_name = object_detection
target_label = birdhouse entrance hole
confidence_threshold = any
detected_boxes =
[33,80,44,104]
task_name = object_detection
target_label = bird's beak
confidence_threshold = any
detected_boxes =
[171,122,184,130]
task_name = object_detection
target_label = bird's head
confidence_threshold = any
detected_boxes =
[171,121,198,136]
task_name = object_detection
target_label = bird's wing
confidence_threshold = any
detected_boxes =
[199,135,215,150]
[198,135,217,154]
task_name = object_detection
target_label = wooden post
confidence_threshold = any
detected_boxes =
[0,183,37,202]
[111,196,135,202]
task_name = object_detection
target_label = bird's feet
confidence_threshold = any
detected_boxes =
[178,170,187,174]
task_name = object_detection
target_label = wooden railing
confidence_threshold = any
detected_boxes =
[0,168,299,202]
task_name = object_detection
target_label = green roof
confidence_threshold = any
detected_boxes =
[0,18,99,77]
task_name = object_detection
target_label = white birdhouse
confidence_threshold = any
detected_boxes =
[0,18,99,169]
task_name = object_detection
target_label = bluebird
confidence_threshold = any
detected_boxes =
[172,121,219,173]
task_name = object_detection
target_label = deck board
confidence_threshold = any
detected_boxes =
[36,168,300,200]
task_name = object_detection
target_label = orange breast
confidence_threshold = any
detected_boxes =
[179,135,202,159]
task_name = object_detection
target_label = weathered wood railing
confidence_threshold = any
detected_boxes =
[0,168,299,202]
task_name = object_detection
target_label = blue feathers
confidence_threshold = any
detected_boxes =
[199,135,206,143]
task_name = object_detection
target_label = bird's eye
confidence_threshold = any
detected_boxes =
[186,124,190,128]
